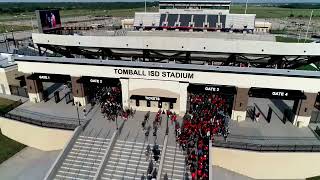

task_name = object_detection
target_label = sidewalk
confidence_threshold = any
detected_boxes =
[0,147,60,180]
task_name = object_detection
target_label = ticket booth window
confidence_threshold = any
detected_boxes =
[136,99,140,107]
[147,100,151,107]
[158,101,162,108]
[170,102,173,109]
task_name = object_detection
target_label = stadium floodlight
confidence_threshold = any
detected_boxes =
[145,0,147,13]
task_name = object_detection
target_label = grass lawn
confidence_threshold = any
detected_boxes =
[0,130,26,164]
[0,97,26,164]
[231,5,320,19]
[0,97,15,109]
[307,176,320,180]
[0,5,319,23]
[0,97,22,114]
[0,24,33,33]
[297,64,319,71]
[276,36,313,43]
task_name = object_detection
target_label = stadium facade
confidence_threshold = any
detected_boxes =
[14,33,320,128]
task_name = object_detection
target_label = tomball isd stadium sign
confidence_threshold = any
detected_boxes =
[114,68,194,79]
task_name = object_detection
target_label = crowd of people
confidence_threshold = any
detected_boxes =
[176,93,231,180]
[95,86,122,121]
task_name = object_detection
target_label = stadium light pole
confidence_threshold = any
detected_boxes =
[245,0,249,14]
[145,0,147,13]
[304,10,314,43]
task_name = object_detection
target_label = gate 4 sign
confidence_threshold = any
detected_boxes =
[272,91,289,97]
[249,87,306,100]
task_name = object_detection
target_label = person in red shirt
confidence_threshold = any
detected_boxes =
[191,172,196,180]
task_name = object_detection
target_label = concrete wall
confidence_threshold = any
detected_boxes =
[0,65,25,95]
[0,117,73,151]
[5,66,24,87]
[0,70,10,95]
[211,147,320,179]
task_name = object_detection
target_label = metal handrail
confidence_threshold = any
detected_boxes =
[2,113,82,130]
[212,140,320,152]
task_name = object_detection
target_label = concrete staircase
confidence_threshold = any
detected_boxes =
[161,145,190,180]
[101,139,162,180]
[53,135,110,180]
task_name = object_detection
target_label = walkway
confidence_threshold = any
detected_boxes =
[0,147,59,180]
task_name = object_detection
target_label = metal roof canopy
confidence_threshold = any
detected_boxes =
[32,33,320,56]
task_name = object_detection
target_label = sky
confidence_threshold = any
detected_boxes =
[0,0,319,3]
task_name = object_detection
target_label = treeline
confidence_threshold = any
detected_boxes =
[278,3,320,9]
[0,2,159,14]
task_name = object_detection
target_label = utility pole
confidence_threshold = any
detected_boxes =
[145,0,147,13]
[245,0,249,14]
[298,24,302,43]
[304,10,313,43]
[31,16,34,32]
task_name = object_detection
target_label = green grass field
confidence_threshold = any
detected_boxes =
[0,130,26,164]
[0,24,33,33]
[307,176,320,180]
[231,5,320,19]
[0,7,158,22]
[0,97,26,164]
[276,36,313,43]
[0,98,15,110]
[0,5,319,23]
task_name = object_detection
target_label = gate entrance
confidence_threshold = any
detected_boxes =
[77,76,122,106]
[27,73,72,103]
[187,84,237,116]
[248,87,306,124]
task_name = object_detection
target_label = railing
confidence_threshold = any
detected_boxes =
[1,113,83,130]
[212,140,320,152]
[0,99,81,130]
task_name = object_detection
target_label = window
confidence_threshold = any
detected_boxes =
[158,101,162,108]
[160,5,174,9]
[147,100,151,107]
[208,6,229,10]
[136,100,140,107]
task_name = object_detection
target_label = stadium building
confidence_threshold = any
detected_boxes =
[15,33,320,127]
[134,0,255,32]
[1,4,320,180]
